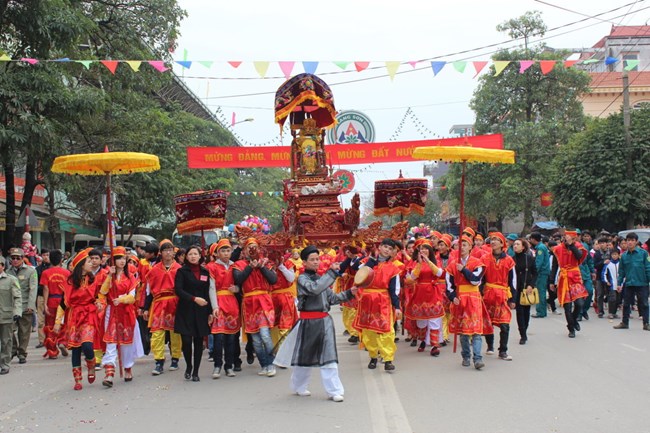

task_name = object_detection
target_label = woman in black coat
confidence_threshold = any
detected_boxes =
[513,238,537,345]
[174,245,214,381]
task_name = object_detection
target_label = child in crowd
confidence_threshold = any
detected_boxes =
[22,232,37,266]
[601,248,621,320]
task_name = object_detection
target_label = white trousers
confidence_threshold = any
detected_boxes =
[416,317,442,345]
[101,307,144,369]
[290,364,344,397]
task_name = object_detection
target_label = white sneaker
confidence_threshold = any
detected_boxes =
[257,367,268,376]
[330,395,344,402]
[485,350,495,355]
[212,367,221,379]
[295,390,311,397]
[266,366,276,377]
[225,368,236,377]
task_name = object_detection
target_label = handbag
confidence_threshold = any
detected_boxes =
[520,287,539,306]
[519,255,539,306]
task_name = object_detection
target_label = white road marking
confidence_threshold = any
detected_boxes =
[361,352,413,433]
[621,343,646,352]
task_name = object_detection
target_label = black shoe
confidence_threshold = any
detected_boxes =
[568,331,575,338]
[519,337,527,345]
[246,352,255,365]
[233,364,242,372]
[347,335,359,344]
[461,358,470,367]
[343,330,350,336]
[35,343,44,349]
[184,371,192,380]
[18,357,26,364]
[394,337,399,343]
[597,313,604,318]
[577,316,582,322]
[368,358,378,369]
[613,322,629,329]
[384,361,395,372]
[644,324,650,331]
[574,322,581,331]
[410,339,417,347]
[191,376,200,382]
[404,337,412,342]
[582,312,589,320]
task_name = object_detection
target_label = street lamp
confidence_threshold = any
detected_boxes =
[232,117,254,126]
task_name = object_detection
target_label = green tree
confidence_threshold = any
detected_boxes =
[550,108,650,229]
[441,11,590,233]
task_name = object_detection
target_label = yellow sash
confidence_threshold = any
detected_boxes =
[216,290,234,296]
[148,294,176,327]
[243,290,268,298]
[271,287,295,296]
[485,282,512,299]
[458,284,479,293]
[558,266,580,306]
[363,288,387,294]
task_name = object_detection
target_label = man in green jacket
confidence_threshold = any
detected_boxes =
[613,232,650,331]
[0,256,22,375]
[530,233,550,318]
[6,248,37,364]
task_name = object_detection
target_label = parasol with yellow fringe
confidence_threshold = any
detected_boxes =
[52,149,160,258]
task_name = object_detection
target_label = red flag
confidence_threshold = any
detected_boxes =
[539,60,556,75]
[100,60,119,74]
[354,61,370,72]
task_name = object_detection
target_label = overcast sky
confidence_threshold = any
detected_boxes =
[173,0,645,208]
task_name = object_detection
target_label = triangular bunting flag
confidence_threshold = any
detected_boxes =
[20,58,38,65]
[302,61,319,74]
[408,61,418,68]
[581,59,599,64]
[148,61,168,72]
[100,60,119,74]
[76,60,93,69]
[452,61,467,73]
[334,61,351,70]
[539,60,556,75]
[563,60,577,68]
[0,54,11,61]
[430,61,446,76]
[278,61,295,79]
[53,58,70,62]
[604,56,618,65]
[198,61,214,68]
[385,61,400,81]
[268,192,273,197]
[253,61,270,77]
[519,60,534,73]
[176,60,192,69]
[472,61,488,78]
[493,61,510,76]
[228,61,242,68]
[125,61,141,72]
[624,59,640,71]
[354,62,370,72]
[258,192,264,197]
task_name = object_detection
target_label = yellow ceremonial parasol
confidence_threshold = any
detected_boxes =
[413,145,514,236]
[52,149,160,257]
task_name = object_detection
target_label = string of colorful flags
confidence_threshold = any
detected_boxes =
[0,55,637,79]
[228,191,283,197]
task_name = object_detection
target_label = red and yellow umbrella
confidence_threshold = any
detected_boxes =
[52,150,160,257]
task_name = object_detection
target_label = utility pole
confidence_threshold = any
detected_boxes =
[622,69,634,229]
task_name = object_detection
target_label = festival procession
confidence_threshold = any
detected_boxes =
[2,2,650,433]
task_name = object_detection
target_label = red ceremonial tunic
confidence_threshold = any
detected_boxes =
[40,267,70,327]
[471,247,487,260]
[271,261,298,330]
[103,273,138,344]
[353,260,401,333]
[340,256,363,309]
[318,253,335,276]
[62,277,101,348]
[136,259,152,308]
[553,243,588,306]
[446,256,493,335]
[206,261,241,334]
[233,260,275,333]
[405,260,445,320]
[147,261,181,332]
[482,253,516,325]
[435,254,451,311]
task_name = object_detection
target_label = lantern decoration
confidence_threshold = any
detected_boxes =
[174,190,227,234]
[374,171,428,217]
[540,192,553,207]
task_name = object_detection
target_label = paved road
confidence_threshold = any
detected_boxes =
[1,309,648,433]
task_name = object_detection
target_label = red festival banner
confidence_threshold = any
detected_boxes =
[187,134,503,169]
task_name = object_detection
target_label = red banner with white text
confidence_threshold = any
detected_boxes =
[187,135,503,169]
